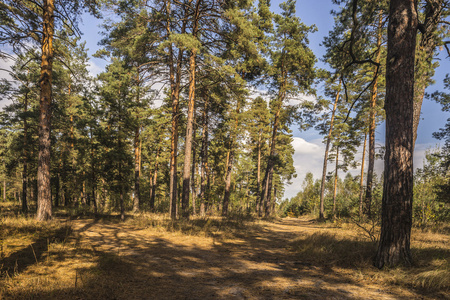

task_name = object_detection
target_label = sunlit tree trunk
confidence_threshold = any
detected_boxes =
[199,98,209,217]
[256,130,262,216]
[182,0,201,217]
[332,147,339,218]
[359,133,367,219]
[37,0,55,221]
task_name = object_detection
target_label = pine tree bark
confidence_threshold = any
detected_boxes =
[222,98,241,217]
[199,98,209,217]
[375,0,417,268]
[256,130,262,217]
[22,87,29,213]
[133,126,140,212]
[37,0,54,221]
[167,0,186,219]
[191,125,197,216]
[332,147,339,218]
[181,48,197,217]
[359,133,367,219]
[319,82,340,220]
[150,146,160,210]
[182,0,201,218]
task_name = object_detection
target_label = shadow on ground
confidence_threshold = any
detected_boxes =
[2,216,448,299]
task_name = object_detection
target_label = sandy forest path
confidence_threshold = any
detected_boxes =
[61,217,423,300]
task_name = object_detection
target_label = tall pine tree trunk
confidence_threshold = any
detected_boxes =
[222,150,234,216]
[222,99,241,217]
[182,48,197,217]
[319,82,340,220]
[256,131,262,217]
[332,147,339,218]
[150,146,160,210]
[133,126,140,212]
[375,0,417,268]
[359,133,367,219]
[364,12,382,218]
[182,0,200,218]
[22,88,29,213]
[37,0,54,221]
[191,125,197,216]
[199,98,209,217]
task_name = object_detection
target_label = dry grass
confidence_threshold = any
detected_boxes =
[0,203,449,299]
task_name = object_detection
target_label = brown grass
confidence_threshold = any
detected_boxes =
[0,203,449,299]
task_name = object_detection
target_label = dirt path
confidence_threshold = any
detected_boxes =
[60,217,423,300]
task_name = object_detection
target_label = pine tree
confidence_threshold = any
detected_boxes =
[260,0,316,217]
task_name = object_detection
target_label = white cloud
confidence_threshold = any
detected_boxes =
[284,137,325,199]
[86,59,104,77]
[0,56,16,110]
[283,134,442,199]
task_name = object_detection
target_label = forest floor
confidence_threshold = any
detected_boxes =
[0,204,449,299]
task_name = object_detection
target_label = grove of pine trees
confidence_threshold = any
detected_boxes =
[0,0,449,269]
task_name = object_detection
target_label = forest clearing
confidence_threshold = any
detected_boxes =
[1,0,450,297]
[0,202,448,299]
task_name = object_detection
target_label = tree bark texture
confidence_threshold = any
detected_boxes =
[332,147,339,218]
[375,0,417,268]
[133,126,140,212]
[256,130,262,217]
[182,0,201,217]
[199,98,209,217]
[37,0,54,221]
[182,48,197,217]
[22,88,29,213]
[359,134,367,219]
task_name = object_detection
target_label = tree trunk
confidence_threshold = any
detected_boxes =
[37,0,54,221]
[319,82,340,220]
[191,125,197,216]
[150,146,160,210]
[359,134,367,219]
[181,0,200,218]
[223,150,234,216]
[120,177,125,221]
[222,98,242,217]
[3,180,6,202]
[332,148,339,218]
[375,0,417,269]
[199,98,209,217]
[133,126,140,212]
[22,88,29,213]
[256,130,262,216]
[181,49,197,217]
[364,12,382,218]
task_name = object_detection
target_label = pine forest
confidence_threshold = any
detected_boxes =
[0,0,449,298]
